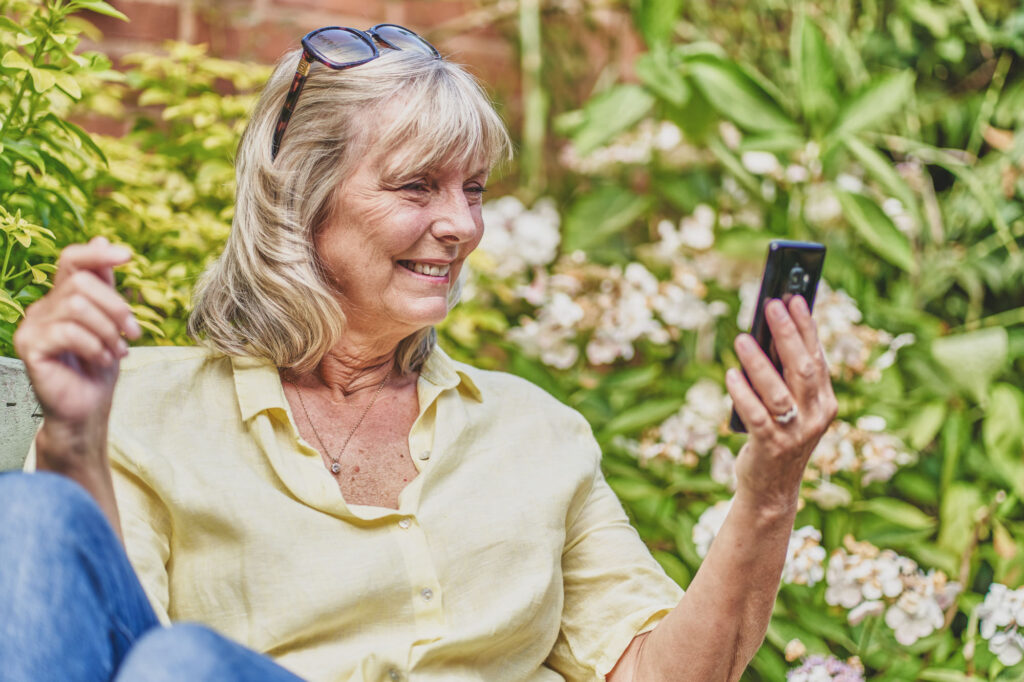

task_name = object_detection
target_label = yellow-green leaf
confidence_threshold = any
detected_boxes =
[53,72,82,99]
[2,50,32,70]
[29,67,57,93]
[30,266,49,284]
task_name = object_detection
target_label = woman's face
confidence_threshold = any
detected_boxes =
[315,147,488,342]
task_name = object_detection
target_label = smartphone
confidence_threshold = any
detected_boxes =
[729,240,826,433]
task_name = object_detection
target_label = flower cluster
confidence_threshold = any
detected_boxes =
[693,501,826,587]
[786,654,866,682]
[558,119,703,175]
[626,379,732,468]
[976,583,1024,666]
[824,536,960,646]
[736,281,915,383]
[507,256,727,369]
[476,196,561,279]
[805,416,916,493]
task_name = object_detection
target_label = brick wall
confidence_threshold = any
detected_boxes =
[83,0,519,104]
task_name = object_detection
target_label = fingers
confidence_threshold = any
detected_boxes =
[55,237,132,288]
[726,367,776,434]
[764,298,826,401]
[733,333,795,418]
[14,241,140,369]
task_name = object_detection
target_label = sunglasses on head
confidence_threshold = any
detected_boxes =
[271,24,441,160]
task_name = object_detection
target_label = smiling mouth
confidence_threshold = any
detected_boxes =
[399,260,451,277]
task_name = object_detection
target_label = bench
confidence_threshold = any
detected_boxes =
[1,357,40,472]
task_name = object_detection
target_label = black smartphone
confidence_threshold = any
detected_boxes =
[729,240,826,433]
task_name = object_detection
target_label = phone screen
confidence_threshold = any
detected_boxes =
[729,240,826,433]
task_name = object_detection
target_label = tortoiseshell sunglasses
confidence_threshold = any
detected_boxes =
[271,24,441,160]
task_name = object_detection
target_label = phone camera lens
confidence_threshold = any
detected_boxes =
[787,266,806,293]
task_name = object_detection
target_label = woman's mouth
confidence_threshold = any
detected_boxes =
[399,260,451,278]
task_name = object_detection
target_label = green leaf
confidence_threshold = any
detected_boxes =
[29,67,57,93]
[843,137,919,222]
[562,185,650,253]
[792,14,838,128]
[0,290,25,323]
[599,397,685,439]
[686,55,798,134]
[651,550,691,586]
[854,497,935,530]
[1,138,46,172]
[70,0,130,21]
[53,71,82,99]
[905,401,947,451]
[635,50,690,108]
[937,483,983,556]
[918,670,974,682]
[829,71,914,139]
[633,0,684,47]
[984,384,1024,457]
[837,190,915,272]
[932,327,1008,405]
[1,50,32,71]
[569,84,655,157]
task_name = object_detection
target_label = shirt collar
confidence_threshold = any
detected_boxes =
[231,344,483,422]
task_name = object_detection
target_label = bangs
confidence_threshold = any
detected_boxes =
[368,56,511,180]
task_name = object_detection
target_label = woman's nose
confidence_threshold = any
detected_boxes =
[430,192,481,244]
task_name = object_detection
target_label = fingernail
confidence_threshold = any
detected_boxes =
[92,236,109,246]
[110,246,132,261]
[738,334,756,351]
[725,368,739,383]
[126,317,141,338]
[117,338,129,356]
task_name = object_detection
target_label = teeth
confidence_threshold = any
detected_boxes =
[404,261,450,277]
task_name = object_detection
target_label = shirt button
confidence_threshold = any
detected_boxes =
[418,450,431,460]
[421,587,433,601]
[398,517,411,529]
[388,668,401,681]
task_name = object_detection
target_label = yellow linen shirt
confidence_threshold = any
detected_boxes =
[28,345,683,681]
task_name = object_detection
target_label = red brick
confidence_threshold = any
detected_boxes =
[86,0,180,43]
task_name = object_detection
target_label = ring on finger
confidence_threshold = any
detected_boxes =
[773,405,799,425]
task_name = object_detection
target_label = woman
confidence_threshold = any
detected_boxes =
[3,23,837,682]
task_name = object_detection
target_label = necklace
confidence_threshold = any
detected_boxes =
[291,366,393,475]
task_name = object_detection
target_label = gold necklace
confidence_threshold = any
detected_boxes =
[291,366,393,475]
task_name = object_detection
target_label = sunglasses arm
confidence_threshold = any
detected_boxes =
[271,52,312,160]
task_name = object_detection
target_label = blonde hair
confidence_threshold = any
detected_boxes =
[188,47,512,375]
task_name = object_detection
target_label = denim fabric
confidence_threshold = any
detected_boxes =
[0,472,303,682]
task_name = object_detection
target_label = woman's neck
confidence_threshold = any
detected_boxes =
[294,326,410,398]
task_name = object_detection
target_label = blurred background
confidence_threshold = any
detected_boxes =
[2,0,1023,679]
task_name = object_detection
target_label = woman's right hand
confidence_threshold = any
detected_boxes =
[13,237,141,432]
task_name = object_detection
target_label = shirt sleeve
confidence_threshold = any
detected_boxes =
[22,429,173,624]
[108,433,173,625]
[545,438,685,680]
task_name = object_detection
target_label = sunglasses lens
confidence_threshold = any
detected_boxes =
[372,24,439,57]
[306,28,376,66]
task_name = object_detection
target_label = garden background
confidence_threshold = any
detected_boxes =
[2,0,1023,679]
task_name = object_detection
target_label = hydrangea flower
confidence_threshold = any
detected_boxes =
[787,655,865,682]
[825,536,960,645]
[977,583,1024,666]
[807,417,916,487]
[478,196,560,279]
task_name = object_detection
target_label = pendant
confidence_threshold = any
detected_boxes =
[330,462,341,474]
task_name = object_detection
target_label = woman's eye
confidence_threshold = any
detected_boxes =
[465,185,487,196]
[400,182,428,192]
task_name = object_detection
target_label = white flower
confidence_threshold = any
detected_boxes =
[885,587,945,645]
[804,184,842,223]
[741,151,781,176]
[803,480,852,509]
[977,583,1024,666]
[479,196,560,278]
[835,173,864,193]
[787,655,865,681]
[848,600,885,625]
[783,526,827,587]
[693,499,732,558]
[710,445,736,488]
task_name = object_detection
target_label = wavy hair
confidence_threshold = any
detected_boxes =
[188,47,511,375]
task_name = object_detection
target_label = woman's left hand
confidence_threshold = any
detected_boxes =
[727,295,838,515]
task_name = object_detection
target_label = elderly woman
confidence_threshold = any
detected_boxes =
[2,23,836,682]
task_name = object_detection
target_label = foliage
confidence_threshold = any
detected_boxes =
[3,0,1024,679]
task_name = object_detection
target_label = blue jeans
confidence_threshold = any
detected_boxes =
[0,472,304,681]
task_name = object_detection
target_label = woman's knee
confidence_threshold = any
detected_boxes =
[0,471,113,557]
[117,624,266,681]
